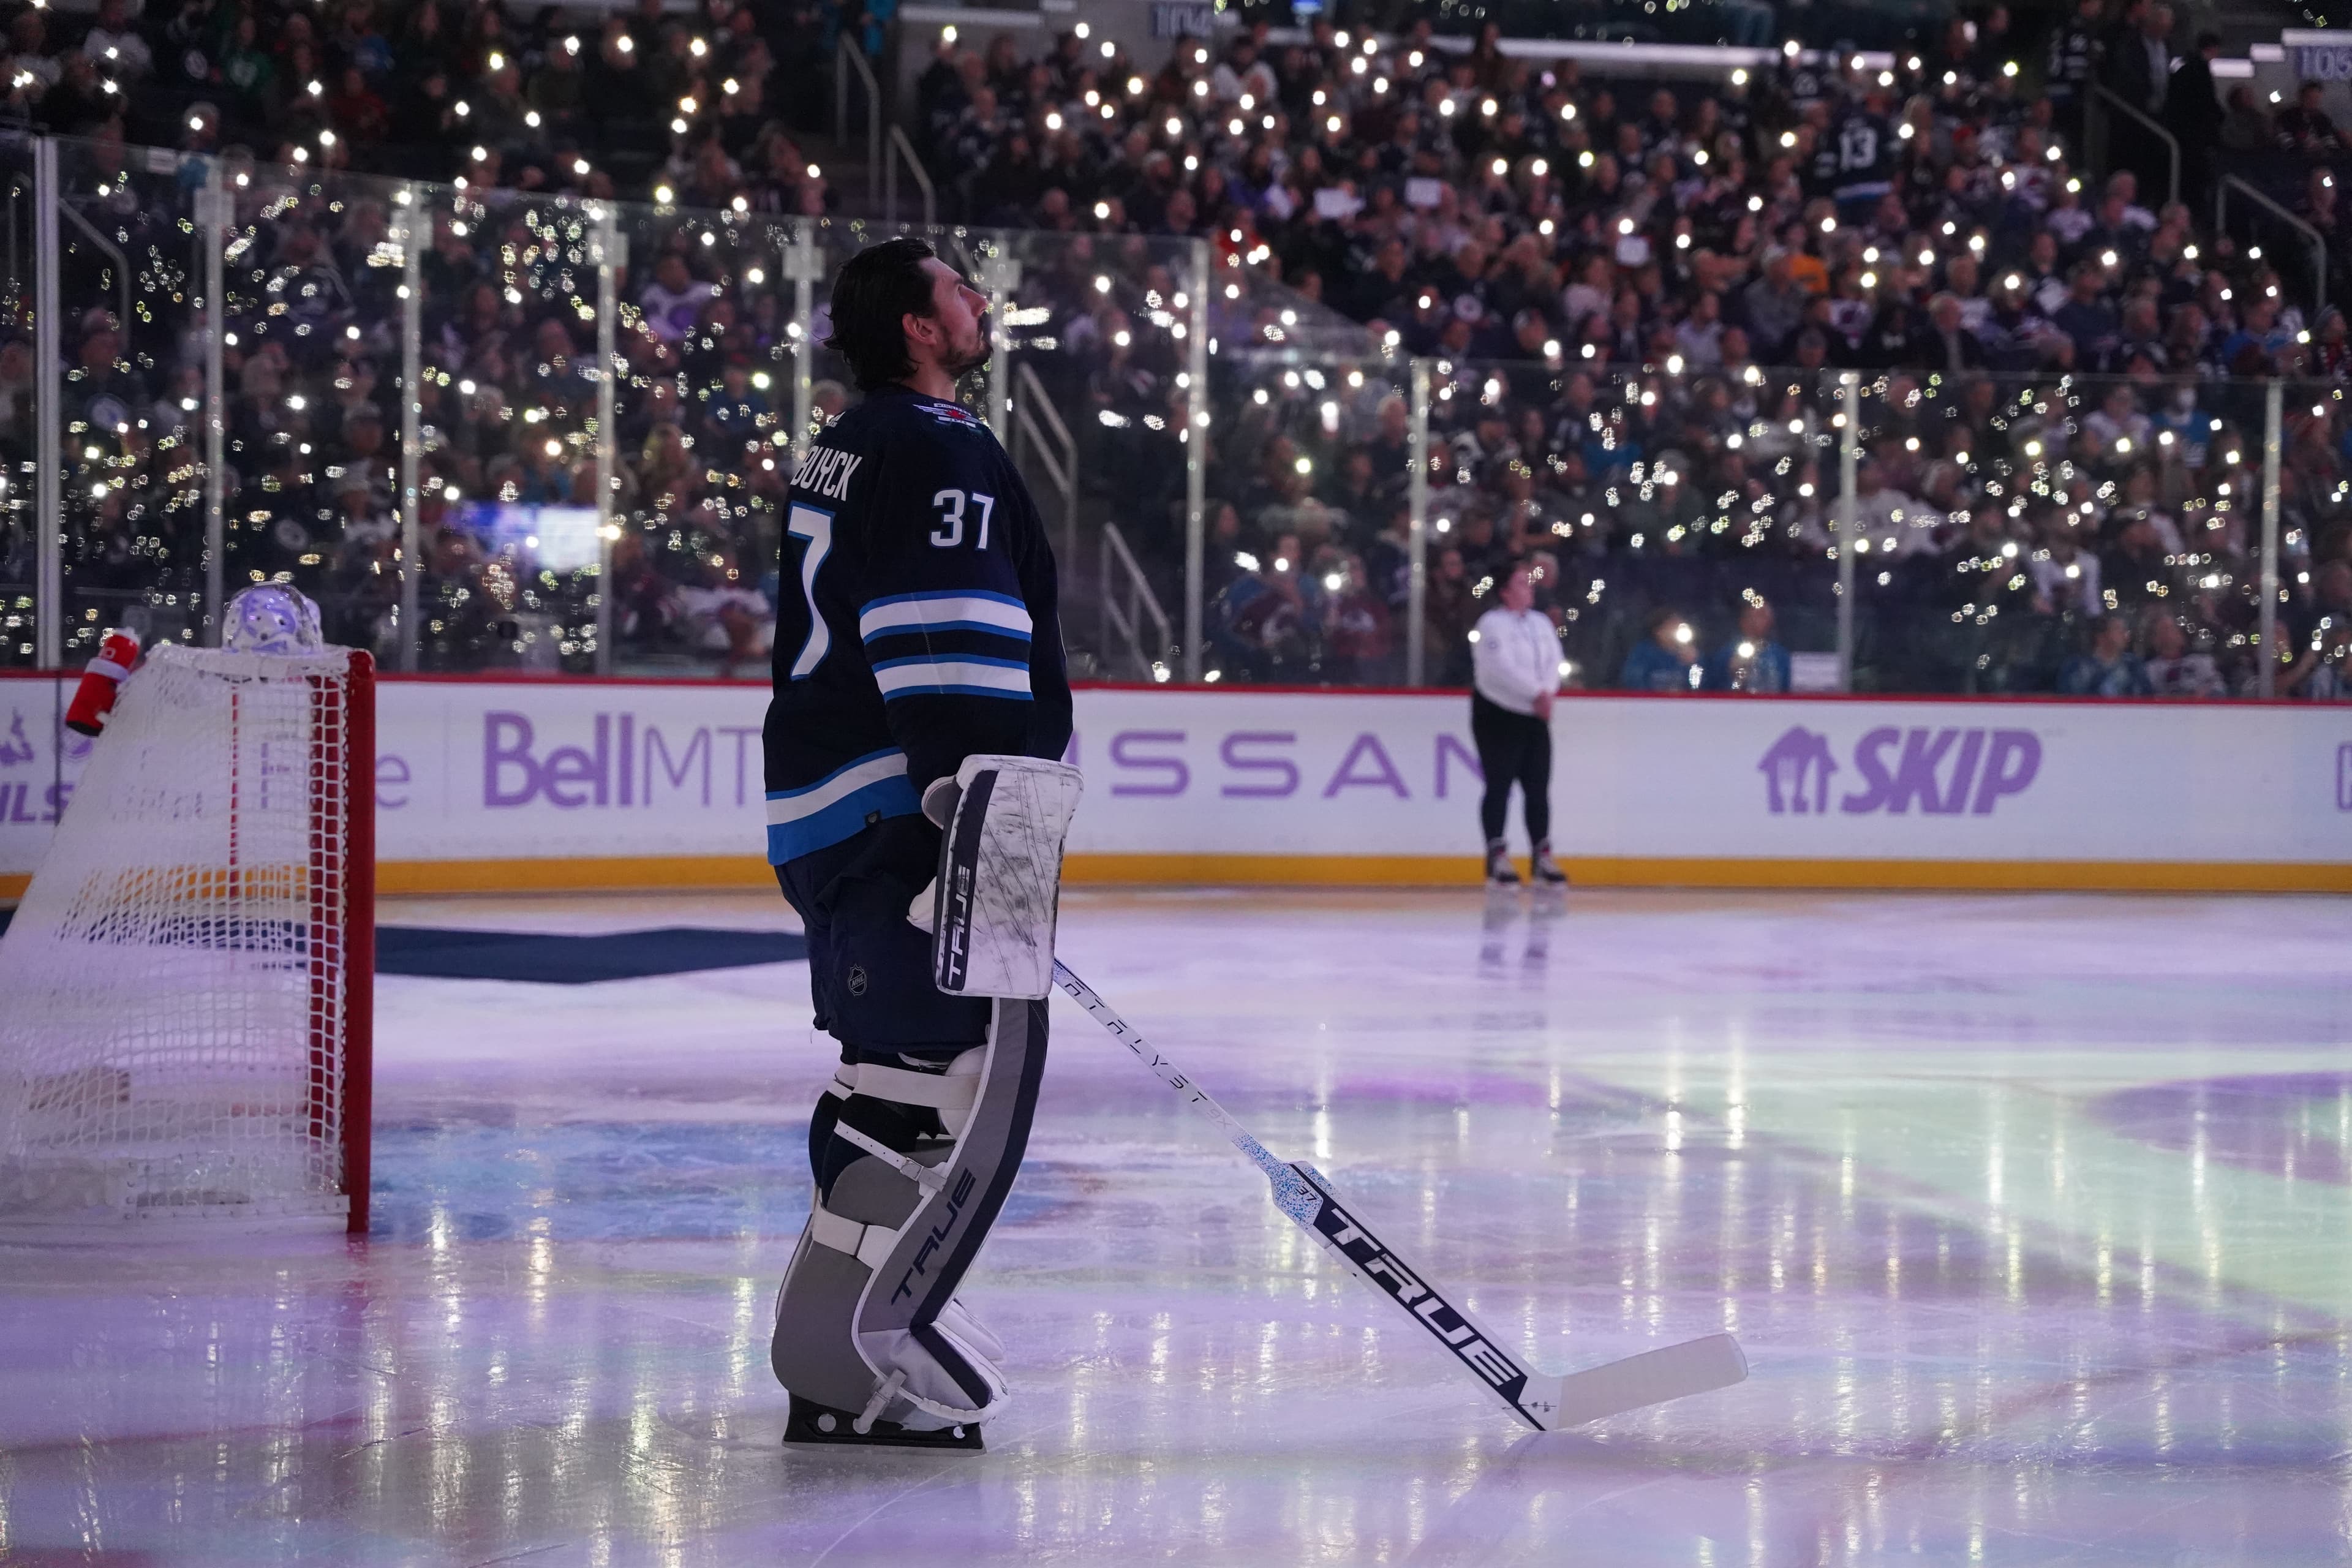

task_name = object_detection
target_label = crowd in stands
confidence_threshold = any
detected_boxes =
[6,154,823,673]
[0,0,858,669]
[1,0,2348,695]
[907,9,2352,695]
[0,0,842,210]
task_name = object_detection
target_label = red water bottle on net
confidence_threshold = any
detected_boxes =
[64,630,143,737]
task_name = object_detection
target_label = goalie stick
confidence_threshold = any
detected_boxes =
[1051,960,1747,1431]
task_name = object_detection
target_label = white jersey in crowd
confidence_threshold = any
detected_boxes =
[1472,606,1562,715]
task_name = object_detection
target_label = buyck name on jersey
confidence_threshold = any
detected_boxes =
[790,443,864,502]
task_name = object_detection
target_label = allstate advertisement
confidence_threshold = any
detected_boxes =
[3,674,2348,891]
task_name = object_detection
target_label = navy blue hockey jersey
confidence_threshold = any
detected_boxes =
[1830,111,1898,203]
[761,385,1072,865]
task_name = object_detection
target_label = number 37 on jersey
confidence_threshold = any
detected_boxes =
[782,461,999,680]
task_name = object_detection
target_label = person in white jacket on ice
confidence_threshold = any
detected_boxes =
[1469,565,1567,886]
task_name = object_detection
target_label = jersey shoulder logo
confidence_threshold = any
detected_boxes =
[918,400,984,431]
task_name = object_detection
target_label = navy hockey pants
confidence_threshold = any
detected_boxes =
[773,814,992,1063]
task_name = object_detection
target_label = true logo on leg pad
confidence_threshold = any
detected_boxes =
[891,1168,977,1303]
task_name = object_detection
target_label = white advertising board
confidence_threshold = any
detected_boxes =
[4,674,2348,893]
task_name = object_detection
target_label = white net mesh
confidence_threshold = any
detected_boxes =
[0,645,361,1227]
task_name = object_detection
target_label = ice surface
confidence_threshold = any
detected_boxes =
[3,888,2350,1565]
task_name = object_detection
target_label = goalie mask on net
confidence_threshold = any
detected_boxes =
[224,585,326,657]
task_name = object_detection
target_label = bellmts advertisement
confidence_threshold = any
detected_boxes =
[3,675,2348,892]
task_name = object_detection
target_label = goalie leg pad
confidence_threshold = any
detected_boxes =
[931,755,1084,1000]
[771,997,1048,1430]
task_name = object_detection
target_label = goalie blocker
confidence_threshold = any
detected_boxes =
[770,755,1080,1449]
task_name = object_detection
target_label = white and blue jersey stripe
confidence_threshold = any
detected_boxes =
[764,748,924,864]
[858,590,1033,645]
[861,588,1035,705]
[870,653,1033,701]
[763,384,1071,867]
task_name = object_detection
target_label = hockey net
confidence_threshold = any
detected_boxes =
[0,645,374,1231]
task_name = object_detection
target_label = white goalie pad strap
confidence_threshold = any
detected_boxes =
[931,754,1084,1000]
[833,1121,947,1193]
[844,1061,979,1117]
[808,1202,902,1272]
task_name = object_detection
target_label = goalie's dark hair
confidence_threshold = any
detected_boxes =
[823,237,938,393]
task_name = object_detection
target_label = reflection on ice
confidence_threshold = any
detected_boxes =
[1,888,2348,1566]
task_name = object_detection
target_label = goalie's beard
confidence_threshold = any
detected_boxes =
[943,319,990,382]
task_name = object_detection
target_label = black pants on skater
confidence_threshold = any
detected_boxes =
[1470,692,1550,846]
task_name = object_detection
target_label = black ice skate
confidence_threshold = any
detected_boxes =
[783,1393,986,1452]
[1531,842,1569,886]
[1485,841,1521,886]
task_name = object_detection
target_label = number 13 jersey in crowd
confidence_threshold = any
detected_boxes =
[761,385,1072,866]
